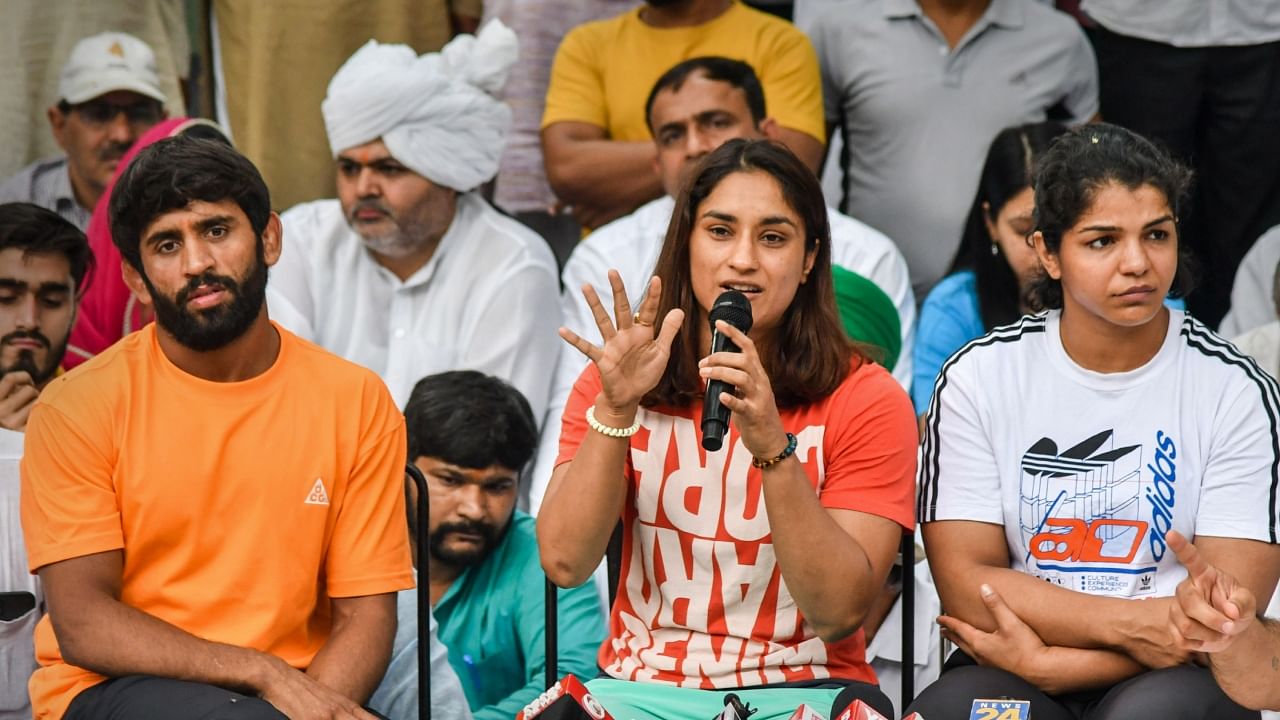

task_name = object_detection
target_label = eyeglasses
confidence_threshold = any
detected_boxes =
[62,99,163,126]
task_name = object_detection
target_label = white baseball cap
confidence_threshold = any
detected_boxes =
[57,31,166,105]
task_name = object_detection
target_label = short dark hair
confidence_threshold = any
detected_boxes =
[644,56,767,134]
[109,135,271,271]
[646,138,858,409]
[404,371,538,472]
[950,122,1067,329]
[1029,123,1195,310]
[0,202,94,291]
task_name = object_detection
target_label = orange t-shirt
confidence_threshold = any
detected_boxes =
[20,323,415,719]
[556,358,916,688]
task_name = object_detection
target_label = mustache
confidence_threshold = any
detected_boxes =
[99,143,131,163]
[175,271,240,306]
[348,199,392,220]
[2,329,50,350]
[435,519,497,540]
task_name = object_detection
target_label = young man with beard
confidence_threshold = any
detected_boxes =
[369,371,603,720]
[0,203,92,720]
[267,22,561,422]
[19,136,414,720]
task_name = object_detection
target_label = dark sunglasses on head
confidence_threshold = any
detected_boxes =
[59,98,163,126]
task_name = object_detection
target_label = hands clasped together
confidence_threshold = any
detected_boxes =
[559,270,790,459]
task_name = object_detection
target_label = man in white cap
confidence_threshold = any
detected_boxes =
[0,32,167,231]
[268,21,561,424]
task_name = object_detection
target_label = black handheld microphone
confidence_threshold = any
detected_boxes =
[701,290,753,451]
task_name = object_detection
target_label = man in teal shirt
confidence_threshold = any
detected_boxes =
[369,370,604,720]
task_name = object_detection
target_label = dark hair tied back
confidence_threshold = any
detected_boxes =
[1028,123,1195,310]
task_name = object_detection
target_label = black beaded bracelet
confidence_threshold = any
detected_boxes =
[752,432,797,469]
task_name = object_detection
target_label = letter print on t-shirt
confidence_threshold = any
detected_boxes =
[1020,428,1178,597]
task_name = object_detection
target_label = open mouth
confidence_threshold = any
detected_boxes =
[720,282,762,295]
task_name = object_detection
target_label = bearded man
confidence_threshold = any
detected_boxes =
[20,136,414,720]
[267,21,561,421]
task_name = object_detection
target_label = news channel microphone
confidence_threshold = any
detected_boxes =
[701,290,753,451]
[517,675,614,720]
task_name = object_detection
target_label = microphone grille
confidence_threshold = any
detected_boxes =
[709,290,753,332]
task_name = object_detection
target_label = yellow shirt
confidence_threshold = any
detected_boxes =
[21,323,414,719]
[542,1,825,143]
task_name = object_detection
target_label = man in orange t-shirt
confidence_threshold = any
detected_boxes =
[19,136,414,720]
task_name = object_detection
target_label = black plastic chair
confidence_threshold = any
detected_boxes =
[407,463,431,720]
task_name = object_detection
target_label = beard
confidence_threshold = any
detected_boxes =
[1,329,67,384]
[345,199,436,260]
[143,244,268,352]
[427,518,507,568]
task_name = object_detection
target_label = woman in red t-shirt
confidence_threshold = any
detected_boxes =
[538,138,918,718]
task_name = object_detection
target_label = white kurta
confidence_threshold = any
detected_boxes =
[526,194,916,512]
[268,192,562,420]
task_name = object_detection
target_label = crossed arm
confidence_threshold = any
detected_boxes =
[925,520,1280,694]
[41,550,395,719]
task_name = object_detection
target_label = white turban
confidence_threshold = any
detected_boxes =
[322,20,517,192]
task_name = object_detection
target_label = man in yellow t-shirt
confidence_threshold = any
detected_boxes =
[20,136,414,720]
[541,0,825,229]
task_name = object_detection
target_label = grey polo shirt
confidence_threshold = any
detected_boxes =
[1082,0,1280,47]
[813,0,1097,297]
[0,156,92,231]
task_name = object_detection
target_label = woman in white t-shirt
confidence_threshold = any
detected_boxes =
[907,123,1280,720]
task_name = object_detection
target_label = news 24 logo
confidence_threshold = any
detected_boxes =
[970,699,1030,720]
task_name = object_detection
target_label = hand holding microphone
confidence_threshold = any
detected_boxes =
[697,290,788,460]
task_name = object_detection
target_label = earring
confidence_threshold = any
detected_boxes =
[990,241,1000,257]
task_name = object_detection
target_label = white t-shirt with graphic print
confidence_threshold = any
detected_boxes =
[919,309,1280,599]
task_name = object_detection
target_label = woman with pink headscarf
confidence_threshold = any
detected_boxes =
[64,117,229,368]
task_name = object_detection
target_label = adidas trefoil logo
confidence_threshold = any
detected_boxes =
[305,478,330,506]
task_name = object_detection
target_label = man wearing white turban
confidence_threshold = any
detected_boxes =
[267,21,562,422]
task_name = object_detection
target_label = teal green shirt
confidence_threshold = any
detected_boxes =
[437,511,605,720]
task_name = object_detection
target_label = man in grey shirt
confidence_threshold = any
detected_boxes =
[1084,0,1280,329]
[810,0,1097,298]
[0,31,167,231]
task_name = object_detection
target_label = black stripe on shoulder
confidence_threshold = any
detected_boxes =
[918,314,1047,523]
[1181,318,1280,543]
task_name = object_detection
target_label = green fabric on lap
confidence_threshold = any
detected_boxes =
[584,678,842,720]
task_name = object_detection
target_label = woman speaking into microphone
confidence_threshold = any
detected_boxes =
[537,139,917,718]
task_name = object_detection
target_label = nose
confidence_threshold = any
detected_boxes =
[454,485,487,521]
[181,238,216,278]
[727,233,759,272]
[13,295,38,331]
[105,110,134,143]
[686,126,715,160]
[354,167,381,199]
[1118,236,1150,276]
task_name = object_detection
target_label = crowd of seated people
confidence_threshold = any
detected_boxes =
[3,2,1280,719]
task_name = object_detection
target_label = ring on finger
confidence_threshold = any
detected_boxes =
[633,312,652,327]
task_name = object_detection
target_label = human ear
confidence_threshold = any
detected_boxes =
[261,213,284,268]
[121,260,153,307]
[1031,231,1061,280]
